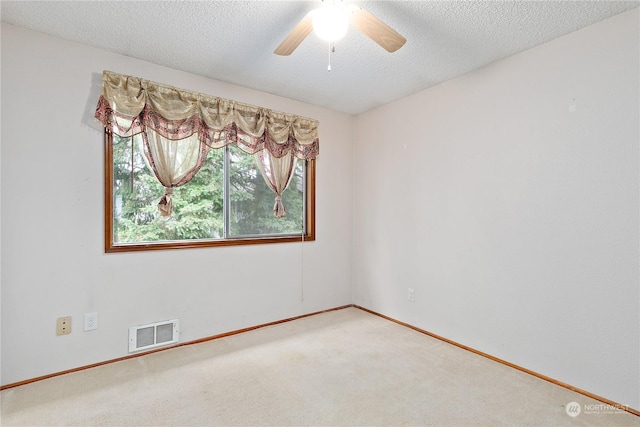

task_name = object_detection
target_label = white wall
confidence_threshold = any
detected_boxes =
[353,9,639,410]
[0,24,353,385]
[2,8,638,412]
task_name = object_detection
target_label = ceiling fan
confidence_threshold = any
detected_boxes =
[274,0,406,56]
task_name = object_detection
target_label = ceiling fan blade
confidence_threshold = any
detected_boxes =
[274,10,315,56]
[349,5,406,53]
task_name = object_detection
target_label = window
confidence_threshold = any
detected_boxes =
[96,71,319,253]
[105,131,315,252]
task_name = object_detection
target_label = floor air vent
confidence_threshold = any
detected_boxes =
[129,319,179,353]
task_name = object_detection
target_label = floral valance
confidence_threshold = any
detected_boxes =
[95,70,318,218]
[94,70,319,160]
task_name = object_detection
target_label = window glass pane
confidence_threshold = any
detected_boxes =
[108,133,312,250]
[228,145,304,237]
[112,135,224,243]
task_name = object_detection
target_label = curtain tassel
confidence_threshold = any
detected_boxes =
[274,195,287,218]
[158,187,174,218]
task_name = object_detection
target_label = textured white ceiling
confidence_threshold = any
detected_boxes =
[2,1,638,114]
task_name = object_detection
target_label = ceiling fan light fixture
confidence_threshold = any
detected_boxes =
[273,1,406,56]
[312,4,349,42]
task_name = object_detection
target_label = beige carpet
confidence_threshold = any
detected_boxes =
[1,307,638,426]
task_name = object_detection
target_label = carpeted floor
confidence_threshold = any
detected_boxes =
[1,307,638,426]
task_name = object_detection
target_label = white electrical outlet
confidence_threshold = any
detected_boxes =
[408,288,415,302]
[84,312,98,331]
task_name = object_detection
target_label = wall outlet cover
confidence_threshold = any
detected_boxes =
[84,312,98,331]
[56,316,72,335]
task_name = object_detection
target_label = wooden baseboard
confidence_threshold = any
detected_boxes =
[354,305,639,417]
[3,303,638,418]
[0,305,352,391]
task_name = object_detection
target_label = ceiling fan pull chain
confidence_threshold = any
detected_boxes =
[327,42,332,72]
